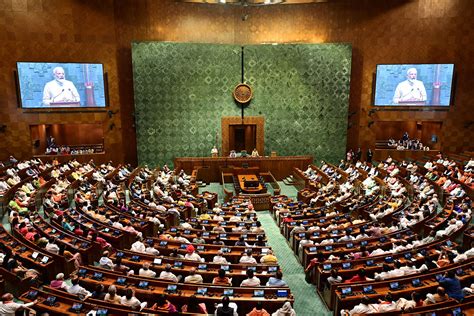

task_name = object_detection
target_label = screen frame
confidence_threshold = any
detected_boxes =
[372,63,456,109]
[15,61,109,112]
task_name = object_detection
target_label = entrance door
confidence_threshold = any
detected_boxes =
[221,116,264,157]
[229,124,257,153]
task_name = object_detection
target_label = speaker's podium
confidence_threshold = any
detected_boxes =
[398,100,426,105]
[49,101,80,107]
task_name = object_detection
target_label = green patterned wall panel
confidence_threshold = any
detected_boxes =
[132,42,241,166]
[132,42,351,166]
[244,44,352,164]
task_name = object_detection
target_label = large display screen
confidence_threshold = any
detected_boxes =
[373,64,454,106]
[16,62,106,108]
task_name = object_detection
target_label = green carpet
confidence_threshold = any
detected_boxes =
[259,211,330,316]
[263,182,330,315]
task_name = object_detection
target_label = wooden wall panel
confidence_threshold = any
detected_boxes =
[0,0,123,164]
[2,0,474,164]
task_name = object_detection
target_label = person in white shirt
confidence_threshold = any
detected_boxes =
[298,232,314,251]
[45,237,60,255]
[112,219,124,229]
[213,213,225,222]
[374,264,393,281]
[338,230,355,242]
[158,264,180,282]
[68,276,92,298]
[454,247,474,263]
[370,293,398,313]
[0,293,37,316]
[421,230,437,244]
[228,214,242,222]
[240,270,261,287]
[307,222,321,233]
[173,232,190,244]
[184,268,204,284]
[272,301,296,316]
[0,181,11,194]
[424,160,434,170]
[436,218,463,238]
[341,296,374,315]
[121,288,146,310]
[239,250,257,264]
[145,241,160,256]
[213,251,229,264]
[99,251,114,270]
[139,263,156,278]
[130,237,146,253]
[184,245,203,262]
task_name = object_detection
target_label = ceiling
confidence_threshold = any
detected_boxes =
[178,0,329,6]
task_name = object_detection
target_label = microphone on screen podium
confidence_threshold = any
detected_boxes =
[68,88,76,101]
[67,88,81,102]
[51,89,65,102]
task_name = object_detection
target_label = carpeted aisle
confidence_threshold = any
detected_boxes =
[259,211,331,316]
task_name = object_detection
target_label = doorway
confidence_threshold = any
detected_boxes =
[229,124,257,153]
[221,116,264,157]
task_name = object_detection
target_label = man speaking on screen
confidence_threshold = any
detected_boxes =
[392,67,427,105]
[42,66,80,106]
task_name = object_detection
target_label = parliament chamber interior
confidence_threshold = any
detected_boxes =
[1,0,474,315]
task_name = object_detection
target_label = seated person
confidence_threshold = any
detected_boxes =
[272,301,296,316]
[68,276,92,299]
[212,269,232,286]
[139,263,156,278]
[158,264,180,282]
[424,286,448,305]
[240,269,261,287]
[104,285,122,304]
[121,288,147,310]
[151,294,177,313]
[184,268,203,284]
[266,270,287,287]
[214,295,238,316]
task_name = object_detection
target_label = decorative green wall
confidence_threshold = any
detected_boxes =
[132,42,241,166]
[132,42,351,167]
[244,44,352,163]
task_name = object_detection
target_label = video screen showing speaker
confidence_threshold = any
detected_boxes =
[373,64,454,106]
[16,62,107,108]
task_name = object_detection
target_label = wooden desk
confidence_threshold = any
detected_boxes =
[238,174,265,194]
[174,156,313,182]
[108,254,279,286]
[0,225,56,278]
[77,266,293,315]
[150,237,270,264]
[21,287,155,315]
[333,260,474,316]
